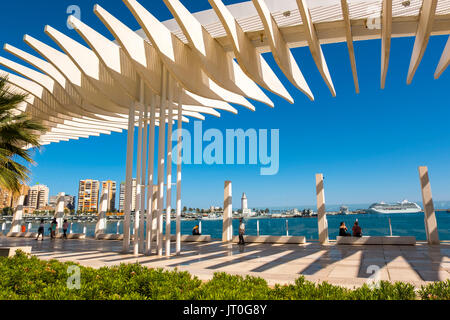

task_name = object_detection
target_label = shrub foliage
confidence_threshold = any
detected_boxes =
[0,251,447,300]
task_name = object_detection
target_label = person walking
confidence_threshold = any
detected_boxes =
[50,218,57,240]
[238,218,246,245]
[62,219,69,239]
[36,219,45,241]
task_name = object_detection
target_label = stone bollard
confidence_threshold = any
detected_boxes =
[199,221,202,234]
[117,221,120,235]
[257,220,260,236]
[1,222,5,232]
[82,224,87,235]
[70,223,73,234]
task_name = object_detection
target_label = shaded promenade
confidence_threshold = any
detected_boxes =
[1,236,449,288]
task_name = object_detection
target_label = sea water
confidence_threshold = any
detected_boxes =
[8,212,450,241]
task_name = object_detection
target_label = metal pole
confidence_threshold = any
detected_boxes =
[122,102,136,253]
[146,95,156,255]
[175,88,183,255]
[133,108,144,256]
[286,219,289,236]
[257,220,260,236]
[157,67,168,256]
[199,220,202,235]
[165,76,174,257]
[139,88,149,254]
[389,218,393,236]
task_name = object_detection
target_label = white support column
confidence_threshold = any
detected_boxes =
[122,102,136,253]
[55,192,65,233]
[10,195,25,233]
[157,67,168,256]
[222,181,232,242]
[139,85,148,254]
[165,76,174,257]
[419,166,440,245]
[95,189,108,236]
[134,109,144,255]
[175,88,184,255]
[146,95,156,255]
[316,174,329,244]
[152,185,158,248]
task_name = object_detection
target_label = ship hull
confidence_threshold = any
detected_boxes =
[368,208,421,214]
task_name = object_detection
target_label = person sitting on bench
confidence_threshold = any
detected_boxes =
[192,225,201,236]
[352,221,363,237]
[339,222,351,237]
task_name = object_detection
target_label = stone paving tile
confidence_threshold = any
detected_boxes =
[387,268,422,282]
[2,237,450,287]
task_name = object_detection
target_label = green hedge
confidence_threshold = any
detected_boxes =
[0,251,447,300]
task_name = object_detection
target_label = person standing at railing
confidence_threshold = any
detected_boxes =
[238,218,246,245]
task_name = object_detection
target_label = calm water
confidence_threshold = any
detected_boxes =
[3,212,450,241]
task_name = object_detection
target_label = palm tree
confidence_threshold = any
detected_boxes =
[0,75,46,194]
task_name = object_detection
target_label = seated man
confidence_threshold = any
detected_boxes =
[192,225,201,236]
[352,221,363,237]
[339,222,351,237]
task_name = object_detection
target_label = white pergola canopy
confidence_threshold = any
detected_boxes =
[0,0,447,145]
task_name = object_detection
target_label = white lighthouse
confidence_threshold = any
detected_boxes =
[241,193,248,211]
[241,193,253,217]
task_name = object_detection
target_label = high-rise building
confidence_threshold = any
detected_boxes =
[101,180,116,212]
[49,195,76,211]
[118,179,137,212]
[26,185,49,209]
[0,185,29,210]
[77,179,100,213]
[119,182,125,212]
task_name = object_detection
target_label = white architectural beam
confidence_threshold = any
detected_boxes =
[340,0,359,94]
[296,0,336,97]
[407,0,438,84]
[252,0,314,100]
[208,0,294,104]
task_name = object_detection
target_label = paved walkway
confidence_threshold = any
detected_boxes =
[1,236,449,288]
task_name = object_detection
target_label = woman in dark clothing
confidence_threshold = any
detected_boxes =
[339,222,351,237]
[352,221,363,237]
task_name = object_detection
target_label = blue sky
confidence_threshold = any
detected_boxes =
[1,0,450,209]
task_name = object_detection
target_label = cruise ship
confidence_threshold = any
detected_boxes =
[368,200,422,214]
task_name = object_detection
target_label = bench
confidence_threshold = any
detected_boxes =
[171,235,212,242]
[96,234,124,240]
[95,234,212,242]
[55,233,86,240]
[0,246,32,257]
[7,232,38,238]
[232,235,306,244]
[336,236,416,245]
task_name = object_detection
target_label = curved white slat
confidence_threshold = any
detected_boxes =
[44,26,134,111]
[4,43,127,121]
[252,0,314,100]
[381,0,392,89]
[435,35,450,79]
[407,0,438,84]
[163,0,274,108]
[94,5,238,115]
[341,0,359,94]
[123,0,255,111]
[208,0,294,104]
[296,0,336,97]
[24,35,128,115]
